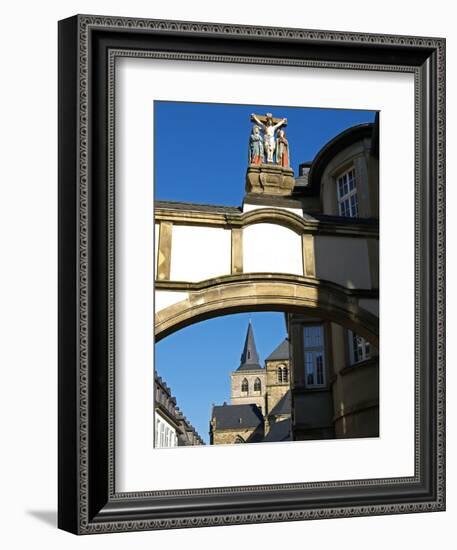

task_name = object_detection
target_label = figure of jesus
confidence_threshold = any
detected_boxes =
[251,113,287,163]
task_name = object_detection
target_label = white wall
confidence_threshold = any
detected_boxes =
[155,290,188,312]
[170,225,231,281]
[243,223,303,275]
[0,1,454,549]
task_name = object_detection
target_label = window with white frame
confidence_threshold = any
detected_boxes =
[336,167,358,218]
[303,325,326,387]
[159,422,165,447]
[155,414,178,448]
[348,330,371,364]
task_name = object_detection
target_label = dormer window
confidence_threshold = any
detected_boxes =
[337,167,358,218]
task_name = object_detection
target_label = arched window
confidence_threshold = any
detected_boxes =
[241,378,249,393]
[283,367,289,383]
[254,377,261,392]
[234,436,245,444]
[277,366,283,383]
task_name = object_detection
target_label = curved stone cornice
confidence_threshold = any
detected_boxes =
[155,205,378,238]
[155,273,379,346]
[307,123,374,196]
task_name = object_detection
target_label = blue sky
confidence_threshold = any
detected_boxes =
[154,100,376,206]
[155,312,287,444]
[154,101,376,444]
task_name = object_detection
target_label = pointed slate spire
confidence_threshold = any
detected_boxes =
[237,321,262,371]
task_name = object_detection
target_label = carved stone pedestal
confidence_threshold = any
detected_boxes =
[245,163,295,196]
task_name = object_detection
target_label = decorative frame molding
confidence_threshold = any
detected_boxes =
[58,14,445,534]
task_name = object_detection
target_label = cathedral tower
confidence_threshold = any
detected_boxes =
[230,321,266,413]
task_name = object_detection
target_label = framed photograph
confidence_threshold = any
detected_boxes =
[58,14,445,534]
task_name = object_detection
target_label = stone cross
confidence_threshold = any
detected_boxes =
[250,112,288,127]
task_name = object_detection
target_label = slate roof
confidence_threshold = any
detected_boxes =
[155,200,241,214]
[265,338,290,361]
[237,321,262,371]
[268,391,291,417]
[212,403,264,430]
[262,419,292,442]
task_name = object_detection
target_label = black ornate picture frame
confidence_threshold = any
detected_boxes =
[58,14,445,534]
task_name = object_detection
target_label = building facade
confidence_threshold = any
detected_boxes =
[288,117,379,440]
[155,375,205,448]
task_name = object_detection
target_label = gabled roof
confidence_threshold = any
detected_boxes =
[212,403,263,430]
[237,321,262,371]
[266,338,290,361]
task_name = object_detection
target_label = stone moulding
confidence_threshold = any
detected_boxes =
[154,273,379,348]
[246,163,295,195]
[154,206,379,238]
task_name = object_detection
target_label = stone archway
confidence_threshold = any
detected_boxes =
[155,273,378,347]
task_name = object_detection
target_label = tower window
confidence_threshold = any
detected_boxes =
[337,167,358,218]
[303,325,326,387]
[241,378,249,393]
[254,377,261,392]
[277,365,289,383]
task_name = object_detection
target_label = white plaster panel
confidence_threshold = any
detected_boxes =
[154,290,188,314]
[243,223,302,275]
[315,236,371,289]
[170,225,231,282]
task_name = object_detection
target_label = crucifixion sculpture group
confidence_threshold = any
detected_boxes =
[248,112,290,167]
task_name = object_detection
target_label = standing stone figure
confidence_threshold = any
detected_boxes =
[248,125,264,165]
[275,129,290,167]
[251,113,287,163]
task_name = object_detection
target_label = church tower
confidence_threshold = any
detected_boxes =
[230,321,266,413]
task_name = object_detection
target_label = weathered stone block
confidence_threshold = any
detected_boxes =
[246,163,295,196]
